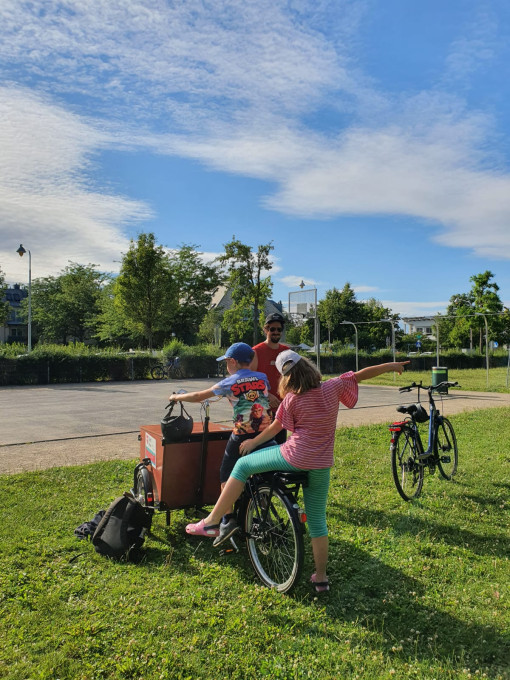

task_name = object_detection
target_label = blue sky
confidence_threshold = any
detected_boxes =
[1,0,510,317]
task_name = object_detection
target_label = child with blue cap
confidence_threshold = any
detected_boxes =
[168,342,277,539]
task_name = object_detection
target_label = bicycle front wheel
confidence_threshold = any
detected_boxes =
[435,417,458,480]
[391,426,424,501]
[151,365,165,380]
[244,484,304,593]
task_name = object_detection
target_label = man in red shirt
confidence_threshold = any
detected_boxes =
[251,312,289,444]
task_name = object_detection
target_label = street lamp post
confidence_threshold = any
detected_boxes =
[475,313,489,388]
[340,321,359,372]
[16,244,31,352]
[382,318,396,362]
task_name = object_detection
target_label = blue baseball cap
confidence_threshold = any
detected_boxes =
[216,342,254,363]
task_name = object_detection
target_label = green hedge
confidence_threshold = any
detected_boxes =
[314,349,508,374]
[0,345,506,386]
[0,348,225,386]
[0,354,154,386]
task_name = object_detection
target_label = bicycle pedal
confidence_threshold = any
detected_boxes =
[220,547,237,556]
[440,456,451,464]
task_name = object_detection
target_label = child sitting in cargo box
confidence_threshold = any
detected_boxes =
[168,342,276,538]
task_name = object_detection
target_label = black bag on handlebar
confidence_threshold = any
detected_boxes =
[161,401,194,444]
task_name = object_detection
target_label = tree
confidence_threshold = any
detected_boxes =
[0,267,10,327]
[115,233,177,349]
[169,245,223,344]
[358,298,400,350]
[440,293,473,348]
[217,238,273,345]
[28,263,107,343]
[442,272,504,350]
[95,279,140,347]
[316,284,398,350]
[198,308,224,345]
[469,271,504,351]
[317,284,362,344]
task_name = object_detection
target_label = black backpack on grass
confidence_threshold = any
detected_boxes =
[92,492,152,561]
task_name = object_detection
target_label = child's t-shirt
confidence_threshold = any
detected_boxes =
[277,372,358,469]
[212,369,272,436]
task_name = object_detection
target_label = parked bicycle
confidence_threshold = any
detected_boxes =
[389,381,459,501]
[133,398,308,593]
[150,356,183,380]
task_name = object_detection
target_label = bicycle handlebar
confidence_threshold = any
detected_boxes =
[398,381,459,393]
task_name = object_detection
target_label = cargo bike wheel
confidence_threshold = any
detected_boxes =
[242,481,304,593]
[133,461,155,511]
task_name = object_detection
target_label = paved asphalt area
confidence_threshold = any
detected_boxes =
[1,378,509,474]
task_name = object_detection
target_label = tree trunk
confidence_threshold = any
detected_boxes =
[253,302,259,346]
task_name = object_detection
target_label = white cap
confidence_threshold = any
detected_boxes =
[275,350,302,375]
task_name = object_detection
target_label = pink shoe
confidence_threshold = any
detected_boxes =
[185,518,220,538]
[311,573,330,593]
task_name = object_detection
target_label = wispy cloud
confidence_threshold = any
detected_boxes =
[279,275,320,289]
[1,0,510,285]
[353,285,379,294]
[383,301,449,318]
[0,86,151,281]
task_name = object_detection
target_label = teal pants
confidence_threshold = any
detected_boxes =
[231,445,331,538]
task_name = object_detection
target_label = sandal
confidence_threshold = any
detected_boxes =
[185,518,220,538]
[311,573,330,593]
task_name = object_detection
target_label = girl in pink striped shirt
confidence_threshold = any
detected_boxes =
[186,350,409,592]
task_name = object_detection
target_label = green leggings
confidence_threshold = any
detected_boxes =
[230,445,331,538]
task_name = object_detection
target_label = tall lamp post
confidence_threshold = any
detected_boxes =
[16,244,31,352]
[475,313,489,389]
[340,321,359,372]
[382,318,396,362]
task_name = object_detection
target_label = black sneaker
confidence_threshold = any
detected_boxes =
[213,517,239,547]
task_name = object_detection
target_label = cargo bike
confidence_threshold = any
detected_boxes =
[132,399,308,593]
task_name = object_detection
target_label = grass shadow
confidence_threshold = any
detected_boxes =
[261,540,509,671]
[332,504,508,558]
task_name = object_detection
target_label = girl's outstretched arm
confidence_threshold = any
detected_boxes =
[354,361,410,383]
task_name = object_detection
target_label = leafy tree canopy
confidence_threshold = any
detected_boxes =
[115,233,177,349]
[169,244,223,344]
[217,237,273,345]
[317,284,399,350]
[27,263,107,344]
[440,271,506,350]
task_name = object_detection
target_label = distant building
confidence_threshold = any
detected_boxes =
[210,286,285,319]
[0,284,28,344]
[401,317,436,339]
[209,286,286,344]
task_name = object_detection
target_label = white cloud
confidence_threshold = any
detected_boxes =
[1,0,510,288]
[353,285,379,294]
[0,86,152,282]
[383,301,449,318]
[279,275,320,289]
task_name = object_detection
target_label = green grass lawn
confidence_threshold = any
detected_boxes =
[334,366,510,393]
[1,408,509,680]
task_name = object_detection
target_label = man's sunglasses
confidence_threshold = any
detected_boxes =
[268,326,282,332]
